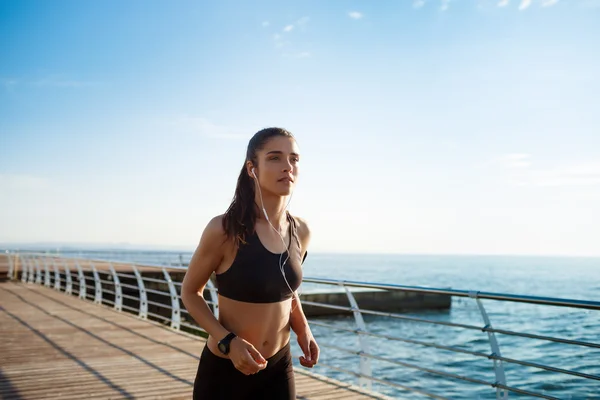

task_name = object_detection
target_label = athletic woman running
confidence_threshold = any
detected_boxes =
[182,127,319,399]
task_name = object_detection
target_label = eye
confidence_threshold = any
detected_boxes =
[269,156,280,161]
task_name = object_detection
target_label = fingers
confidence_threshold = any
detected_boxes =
[300,340,319,368]
[247,344,268,366]
[233,356,261,375]
[310,340,320,364]
[235,358,260,375]
[232,342,267,375]
[299,354,317,368]
[299,355,316,368]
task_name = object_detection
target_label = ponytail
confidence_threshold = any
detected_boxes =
[222,164,258,247]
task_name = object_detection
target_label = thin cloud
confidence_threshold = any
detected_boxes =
[30,78,101,87]
[3,76,101,89]
[580,0,600,8]
[0,174,52,190]
[282,17,309,33]
[296,16,310,27]
[262,21,269,27]
[542,0,559,6]
[413,0,426,8]
[270,17,311,57]
[526,162,600,187]
[168,116,248,140]
[292,16,310,33]
[493,157,600,188]
[273,33,289,49]
[498,0,510,6]
[1,78,18,90]
[499,153,533,169]
[440,0,451,11]
[268,17,310,57]
[481,153,533,170]
[348,11,363,19]
[519,0,532,10]
[285,51,311,59]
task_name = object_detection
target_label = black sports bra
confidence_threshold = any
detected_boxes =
[215,213,306,303]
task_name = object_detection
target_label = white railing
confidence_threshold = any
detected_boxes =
[4,251,599,399]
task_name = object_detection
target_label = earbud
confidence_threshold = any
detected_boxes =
[251,167,257,179]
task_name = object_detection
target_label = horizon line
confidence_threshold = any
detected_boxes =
[1,242,599,259]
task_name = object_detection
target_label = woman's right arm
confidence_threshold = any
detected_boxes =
[180,215,267,375]
[181,216,231,341]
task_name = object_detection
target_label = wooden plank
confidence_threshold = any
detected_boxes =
[0,281,391,400]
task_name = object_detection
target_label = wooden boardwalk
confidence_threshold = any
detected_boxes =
[0,279,390,399]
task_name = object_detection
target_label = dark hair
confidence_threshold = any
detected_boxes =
[222,127,295,247]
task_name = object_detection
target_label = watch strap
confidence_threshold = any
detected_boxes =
[220,332,237,343]
[218,332,237,354]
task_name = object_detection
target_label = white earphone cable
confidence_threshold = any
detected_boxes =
[253,168,301,312]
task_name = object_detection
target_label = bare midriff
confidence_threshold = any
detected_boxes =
[206,295,293,359]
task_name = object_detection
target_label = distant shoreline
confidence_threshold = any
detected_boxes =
[1,243,599,259]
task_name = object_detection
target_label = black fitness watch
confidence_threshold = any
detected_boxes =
[218,332,237,355]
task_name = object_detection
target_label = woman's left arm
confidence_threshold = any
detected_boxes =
[290,217,319,368]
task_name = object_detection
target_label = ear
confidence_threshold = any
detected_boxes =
[246,161,255,179]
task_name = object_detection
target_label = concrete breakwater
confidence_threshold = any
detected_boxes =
[299,289,451,317]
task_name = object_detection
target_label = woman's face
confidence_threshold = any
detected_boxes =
[253,136,300,197]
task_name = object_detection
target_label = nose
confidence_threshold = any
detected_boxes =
[283,159,294,173]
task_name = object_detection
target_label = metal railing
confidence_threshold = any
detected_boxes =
[6,251,220,332]
[4,251,599,399]
[300,278,599,399]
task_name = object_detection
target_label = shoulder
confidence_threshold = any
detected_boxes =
[199,214,228,246]
[205,214,226,233]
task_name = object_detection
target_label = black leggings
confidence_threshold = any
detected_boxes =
[193,341,296,399]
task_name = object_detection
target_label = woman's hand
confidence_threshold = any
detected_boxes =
[296,330,319,368]
[228,337,268,375]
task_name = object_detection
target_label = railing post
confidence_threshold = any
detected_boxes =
[21,255,33,283]
[469,291,508,400]
[52,259,61,291]
[28,256,35,284]
[21,254,28,283]
[75,260,86,300]
[162,268,181,330]
[90,261,102,305]
[132,265,148,320]
[341,283,373,390]
[206,279,219,319]
[109,263,122,312]
[7,251,14,280]
[18,253,24,281]
[34,257,42,284]
[63,259,73,295]
[43,257,51,288]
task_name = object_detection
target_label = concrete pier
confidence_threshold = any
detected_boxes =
[299,289,451,317]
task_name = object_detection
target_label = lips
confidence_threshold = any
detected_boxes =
[278,177,294,183]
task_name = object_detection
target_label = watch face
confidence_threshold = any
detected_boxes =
[218,342,227,354]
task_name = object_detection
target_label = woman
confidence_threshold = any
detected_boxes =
[181,127,319,399]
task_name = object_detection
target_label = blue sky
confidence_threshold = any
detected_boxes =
[1,0,599,256]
